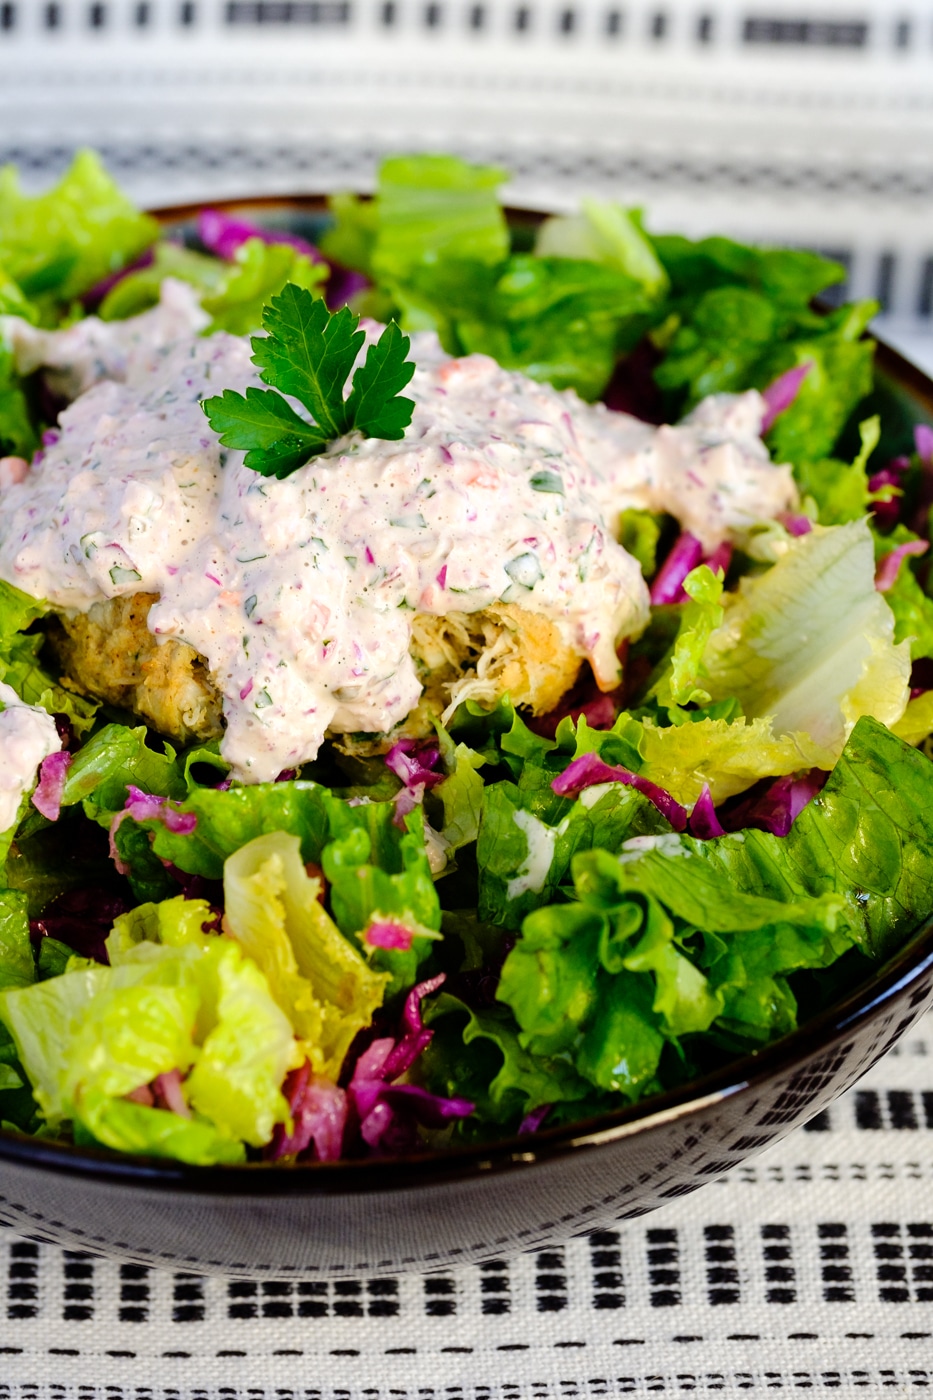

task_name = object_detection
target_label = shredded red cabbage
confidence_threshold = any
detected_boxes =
[345,974,473,1153]
[551,753,687,832]
[650,531,704,605]
[875,539,928,593]
[109,785,197,872]
[197,208,325,264]
[687,785,725,839]
[760,361,812,434]
[151,1070,191,1118]
[364,919,414,952]
[777,512,813,537]
[916,424,933,467]
[869,455,910,533]
[519,1104,552,1135]
[196,209,368,308]
[724,769,827,838]
[386,739,444,790]
[269,1061,349,1162]
[31,750,71,822]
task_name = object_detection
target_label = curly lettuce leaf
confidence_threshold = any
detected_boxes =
[421,991,592,1129]
[201,238,328,335]
[792,415,879,526]
[476,769,671,929]
[61,723,186,824]
[98,242,228,321]
[632,716,933,963]
[141,780,330,880]
[456,255,652,400]
[637,715,823,807]
[0,149,159,303]
[763,303,877,467]
[322,799,440,995]
[497,837,853,1098]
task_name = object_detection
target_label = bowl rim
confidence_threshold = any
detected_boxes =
[2,194,932,1197]
[2,910,933,1195]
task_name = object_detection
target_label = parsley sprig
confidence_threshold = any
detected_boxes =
[201,282,416,479]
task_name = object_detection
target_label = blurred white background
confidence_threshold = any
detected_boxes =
[1,0,931,368]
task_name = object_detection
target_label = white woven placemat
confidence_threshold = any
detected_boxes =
[2,1010,933,1398]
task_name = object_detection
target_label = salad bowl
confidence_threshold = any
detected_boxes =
[1,185,933,1278]
[0,892,931,1278]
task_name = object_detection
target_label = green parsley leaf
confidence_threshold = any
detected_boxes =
[202,282,415,478]
[344,320,418,439]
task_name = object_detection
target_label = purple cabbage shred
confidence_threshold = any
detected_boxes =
[760,361,812,434]
[551,752,688,832]
[869,455,910,533]
[269,1061,348,1163]
[31,750,72,822]
[724,769,827,838]
[649,531,703,605]
[875,539,928,593]
[346,973,473,1154]
[687,785,725,839]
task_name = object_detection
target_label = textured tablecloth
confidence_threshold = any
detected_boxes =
[3,1010,933,1399]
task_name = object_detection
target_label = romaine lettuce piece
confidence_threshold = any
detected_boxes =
[223,831,388,1078]
[0,891,33,992]
[76,1093,245,1165]
[0,958,198,1125]
[535,199,668,296]
[372,154,509,284]
[700,520,909,761]
[0,892,299,1152]
[109,895,297,1146]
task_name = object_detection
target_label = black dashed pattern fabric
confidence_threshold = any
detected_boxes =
[4,1016,933,1395]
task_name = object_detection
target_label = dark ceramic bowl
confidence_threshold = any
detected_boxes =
[2,199,932,1279]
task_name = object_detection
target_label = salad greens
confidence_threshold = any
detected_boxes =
[0,150,932,1166]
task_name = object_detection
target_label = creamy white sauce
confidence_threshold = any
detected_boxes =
[0,286,798,783]
[579,390,797,553]
[0,681,62,832]
[506,808,562,900]
[618,832,687,862]
[578,781,615,810]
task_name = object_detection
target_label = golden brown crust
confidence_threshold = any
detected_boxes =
[47,592,584,752]
[47,593,223,745]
